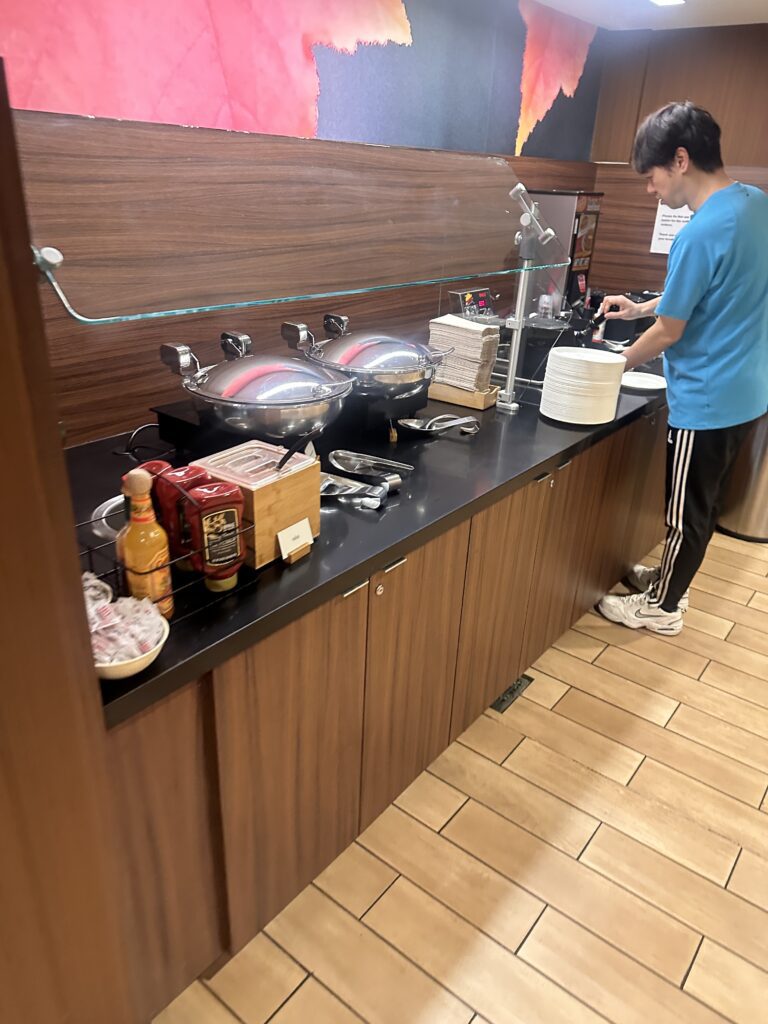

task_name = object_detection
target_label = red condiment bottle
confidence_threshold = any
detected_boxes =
[137,459,172,519]
[154,466,213,570]
[183,482,246,592]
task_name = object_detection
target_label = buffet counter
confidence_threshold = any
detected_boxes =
[67,392,665,727]
[67,391,667,1021]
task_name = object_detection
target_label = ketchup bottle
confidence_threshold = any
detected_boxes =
[137,459,172,519]
[184,482,246,592]
[154,466,212,570]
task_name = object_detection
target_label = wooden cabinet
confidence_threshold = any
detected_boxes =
[106,411,668,1006]
[625,408,668,565]
[360,521,471,827]
[213,586,368,950]
[106,679,227,1021]
[520,453,593,672]
[450,479,545,740]
[451,412,667,738]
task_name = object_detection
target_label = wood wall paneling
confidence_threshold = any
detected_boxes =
[360,521,471,828]
[590,163,668,295]
[106,678,228,1021]
[591,31,651,163]
[213,586,368,951]
[639,26,768,169]
[592,25,768,167]
[590,163,768,295]
[14,111,595,443]
[0,60,134,1024]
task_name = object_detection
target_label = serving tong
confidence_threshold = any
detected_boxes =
[327,451,414,494]
[396,414,480,436]
[320,473,388,510]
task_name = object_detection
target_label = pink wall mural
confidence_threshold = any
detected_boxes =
[1,1,597,157]
[1,0,412,137]
[516,0,597,155]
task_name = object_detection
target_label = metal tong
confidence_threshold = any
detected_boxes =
[320,473,387,510]
[396,414,480,436]
[327,451,414,494]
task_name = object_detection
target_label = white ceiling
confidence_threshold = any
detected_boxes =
[533,0,768,31]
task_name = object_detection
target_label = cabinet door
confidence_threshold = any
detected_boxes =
[571,437,616,618]
[360,521,470,828]
[627,408,668,564]
[107,679,227,1021]
[213,585,368,951]
[450,478,546,739]
[520,456,588,670]
[590,422,644,597]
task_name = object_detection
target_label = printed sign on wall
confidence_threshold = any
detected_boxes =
[650,203,693,255]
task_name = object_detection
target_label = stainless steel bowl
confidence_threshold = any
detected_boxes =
[282,316,450,403]
[161,335,354,440]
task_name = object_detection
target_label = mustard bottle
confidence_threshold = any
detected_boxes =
[121,468,174,619]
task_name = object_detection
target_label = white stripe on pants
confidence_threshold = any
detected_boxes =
[655,428,695,607]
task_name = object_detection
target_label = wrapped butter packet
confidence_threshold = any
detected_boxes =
[82,573,166,664]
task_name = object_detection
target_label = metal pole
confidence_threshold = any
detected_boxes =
[497,257,533,414]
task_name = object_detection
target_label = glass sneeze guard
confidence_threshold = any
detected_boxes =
[30,152,570,327]
[34,246,570,326]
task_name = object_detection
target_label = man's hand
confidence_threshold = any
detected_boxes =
[599,294,662,321]
[599,294,643,320]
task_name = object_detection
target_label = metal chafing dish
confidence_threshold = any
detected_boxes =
[160,331,354,441]
[281,314,451,405]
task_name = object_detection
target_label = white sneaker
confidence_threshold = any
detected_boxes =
[598,590,683,635]
[626,564,689,612]
[627,563,660,592]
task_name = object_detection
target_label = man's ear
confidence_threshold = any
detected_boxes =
[674,147,690,173]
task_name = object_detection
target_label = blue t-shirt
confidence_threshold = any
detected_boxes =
[656,182,768,430]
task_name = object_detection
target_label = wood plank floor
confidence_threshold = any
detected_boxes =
[155,534,768,1024]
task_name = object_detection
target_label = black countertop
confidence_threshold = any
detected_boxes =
[67,390,664,728]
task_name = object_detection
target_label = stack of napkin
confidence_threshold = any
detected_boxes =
[429,314,500,392]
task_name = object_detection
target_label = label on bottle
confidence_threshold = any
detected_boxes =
[202,509,242,566]
[127,551,173,616]
[130,494,156,524]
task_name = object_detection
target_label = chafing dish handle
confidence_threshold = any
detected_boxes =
[220,331,252,360]
[323,313,350,338]
[281,321,313,352]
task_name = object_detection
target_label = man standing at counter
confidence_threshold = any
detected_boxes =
[597,101,768,636]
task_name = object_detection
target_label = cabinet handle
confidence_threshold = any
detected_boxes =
[375,583,385,596]
[342,580,369,598]
[384,556,408,574]
[534,472,552,484]
[556,459,572,471]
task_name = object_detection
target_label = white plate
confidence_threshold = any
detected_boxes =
[621,372,667,392]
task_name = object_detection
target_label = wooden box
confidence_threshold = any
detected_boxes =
[429,382,499,410]
[192,442,321,569]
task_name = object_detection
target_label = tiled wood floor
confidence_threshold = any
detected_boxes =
[155,532,768,1024]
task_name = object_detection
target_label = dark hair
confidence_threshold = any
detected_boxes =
[632,102,724,174]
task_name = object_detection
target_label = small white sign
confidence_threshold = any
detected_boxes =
[277,517,313,560]
[650,202,693,254]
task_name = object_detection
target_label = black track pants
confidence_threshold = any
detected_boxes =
[654,419,756,612]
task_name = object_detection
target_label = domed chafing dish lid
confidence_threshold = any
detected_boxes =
[188,354,353,406]
[308,332,444,375]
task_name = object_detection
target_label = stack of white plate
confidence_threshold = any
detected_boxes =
[540,348,626,425]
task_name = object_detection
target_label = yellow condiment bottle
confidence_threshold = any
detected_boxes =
[121,468,174,619]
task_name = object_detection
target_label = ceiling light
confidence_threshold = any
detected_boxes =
[650,0,686,6]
